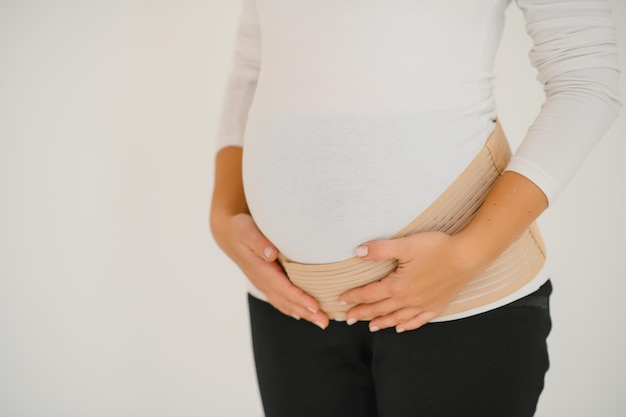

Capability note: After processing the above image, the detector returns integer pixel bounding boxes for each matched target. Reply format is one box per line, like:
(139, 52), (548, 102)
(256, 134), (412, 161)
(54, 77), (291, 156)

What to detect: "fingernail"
(396, 327), (406, 334)
(307, 306), (317, 314)
(291, 314), (300, 321)
(346, 317), (357, 326)
(355, 245), (368, 257)
(338, 300), (347, 306)
(369, 325), (380, 332)
(263, 246), (273, 260)
(314, 321), (327, 330)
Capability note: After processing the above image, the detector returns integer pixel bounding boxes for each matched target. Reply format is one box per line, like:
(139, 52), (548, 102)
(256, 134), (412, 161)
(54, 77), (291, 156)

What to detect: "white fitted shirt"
(215, 0), (621, 319)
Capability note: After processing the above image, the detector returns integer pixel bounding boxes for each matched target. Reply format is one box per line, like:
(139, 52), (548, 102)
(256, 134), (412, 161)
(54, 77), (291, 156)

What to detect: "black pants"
(249, 280), (552, 417)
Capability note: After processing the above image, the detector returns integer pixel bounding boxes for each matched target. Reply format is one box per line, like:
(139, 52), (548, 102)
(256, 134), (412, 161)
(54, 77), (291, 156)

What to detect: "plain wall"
(1, 1), (624, 416)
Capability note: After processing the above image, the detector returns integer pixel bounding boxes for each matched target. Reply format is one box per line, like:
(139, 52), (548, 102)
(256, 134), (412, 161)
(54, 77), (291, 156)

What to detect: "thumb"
(252, 234), (278, 262)
(355, 239), (401, 261)
(240, 219), (278, 262)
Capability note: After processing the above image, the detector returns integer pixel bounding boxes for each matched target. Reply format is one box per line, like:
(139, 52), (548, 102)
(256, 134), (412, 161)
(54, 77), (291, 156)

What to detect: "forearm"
(453, 170), (548, 272)
(210, 146), (248, 245)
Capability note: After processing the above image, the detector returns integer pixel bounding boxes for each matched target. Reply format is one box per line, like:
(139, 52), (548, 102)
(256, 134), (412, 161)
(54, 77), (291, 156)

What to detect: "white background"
(1, 1), (625, 416)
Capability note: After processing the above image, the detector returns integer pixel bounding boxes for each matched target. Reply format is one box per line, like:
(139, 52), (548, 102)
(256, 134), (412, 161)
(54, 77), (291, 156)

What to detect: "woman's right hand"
(212, 212), (329, 329)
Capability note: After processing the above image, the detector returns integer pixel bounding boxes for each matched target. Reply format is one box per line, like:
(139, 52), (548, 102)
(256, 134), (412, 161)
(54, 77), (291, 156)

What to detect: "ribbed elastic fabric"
(277, 121), (547, 321)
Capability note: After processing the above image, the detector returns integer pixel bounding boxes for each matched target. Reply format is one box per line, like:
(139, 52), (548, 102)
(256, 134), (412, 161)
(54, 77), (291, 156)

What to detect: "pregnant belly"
(242, 111), (486, 264)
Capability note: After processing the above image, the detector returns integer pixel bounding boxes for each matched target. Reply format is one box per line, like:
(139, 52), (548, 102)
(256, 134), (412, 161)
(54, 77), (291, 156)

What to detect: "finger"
(289, 303), (330, 330)
(274, 274), (329, 329)
(285, 282), (323, 315)
(240, 224), (278, 261)
(344, 297), (398, 324)
(339, 276), (395, 306)
(268, 289), (329, 328)
(246, 248), (328, 329)
(367, 307), (421, 331)
(355, 238), (403, 261)
(277, 301), (329, 330)
(395, 311), (437, 333)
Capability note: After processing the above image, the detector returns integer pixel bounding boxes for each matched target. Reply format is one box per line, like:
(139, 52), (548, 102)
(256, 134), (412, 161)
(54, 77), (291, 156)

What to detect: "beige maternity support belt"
(277, 121), (547, 320)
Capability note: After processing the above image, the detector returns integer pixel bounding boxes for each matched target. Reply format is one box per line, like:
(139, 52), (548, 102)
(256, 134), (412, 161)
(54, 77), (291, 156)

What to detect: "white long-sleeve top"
(215, 0), (621, 319)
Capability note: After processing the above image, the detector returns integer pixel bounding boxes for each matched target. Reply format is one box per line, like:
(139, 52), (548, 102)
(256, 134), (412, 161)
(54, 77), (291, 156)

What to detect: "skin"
(339, 168), (548, 332)
(210, 145), (548, 332)
(210, 146), (330, 329)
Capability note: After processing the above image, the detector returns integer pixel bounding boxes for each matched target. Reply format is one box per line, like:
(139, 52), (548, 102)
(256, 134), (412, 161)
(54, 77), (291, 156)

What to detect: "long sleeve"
(214, 0), (261, 151)
(507, 0), (622, 205)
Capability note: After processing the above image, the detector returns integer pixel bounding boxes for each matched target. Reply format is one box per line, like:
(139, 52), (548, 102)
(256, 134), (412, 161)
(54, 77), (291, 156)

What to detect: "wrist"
(449, 171), (548, 275)
(450, 230), (500, 277)
(209, 210), (240, 254)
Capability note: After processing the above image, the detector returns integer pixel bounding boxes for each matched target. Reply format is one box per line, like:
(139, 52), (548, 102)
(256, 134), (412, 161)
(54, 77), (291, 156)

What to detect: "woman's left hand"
(338, 231), (486, 333)
(339, 171), (549, 333)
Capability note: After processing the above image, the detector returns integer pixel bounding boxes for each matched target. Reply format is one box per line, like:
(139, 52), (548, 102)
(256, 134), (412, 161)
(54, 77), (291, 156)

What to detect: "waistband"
(277, 120), (547, 320)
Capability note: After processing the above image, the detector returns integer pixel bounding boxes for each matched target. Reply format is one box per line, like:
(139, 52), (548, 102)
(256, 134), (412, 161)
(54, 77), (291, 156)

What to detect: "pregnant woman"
(210, 1), (621, 416)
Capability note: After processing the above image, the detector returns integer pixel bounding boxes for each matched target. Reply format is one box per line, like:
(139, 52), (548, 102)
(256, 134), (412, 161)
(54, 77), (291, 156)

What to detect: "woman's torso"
(242, 0), (511, 263)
